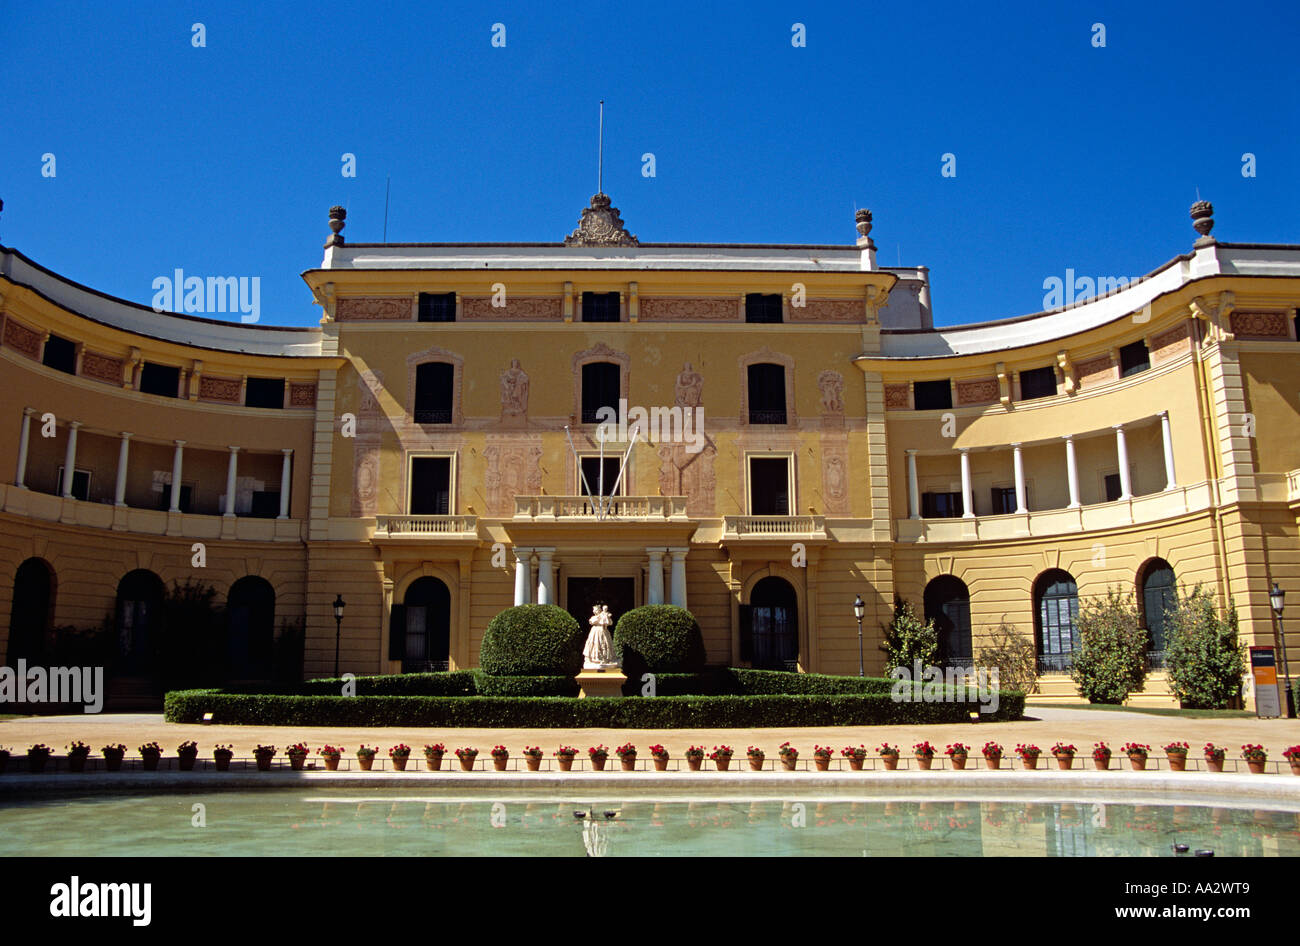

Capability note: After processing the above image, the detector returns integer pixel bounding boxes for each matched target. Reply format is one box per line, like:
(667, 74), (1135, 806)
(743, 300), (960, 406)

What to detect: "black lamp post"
(853, 594), (866, 677)
(1269, 582), (1294, 718)
(333, 594), (346, 678)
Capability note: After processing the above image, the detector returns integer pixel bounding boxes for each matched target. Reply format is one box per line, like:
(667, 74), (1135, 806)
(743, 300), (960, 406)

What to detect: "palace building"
(2, 195), (1298, 706)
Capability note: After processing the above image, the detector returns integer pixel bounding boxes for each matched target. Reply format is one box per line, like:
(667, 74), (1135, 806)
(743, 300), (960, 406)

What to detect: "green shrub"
(163, 688), (1024, 728)
(1069, 590), (1148, 704)
(472, 672), (579, 697)
(620, 670), (727, 696)
(612, 605), (706, 675)
(879, 598), (938, 675)
(296, 671), (477, 697)
(479, 605), (583, 676)
(976, 621), (1040, 695)
(728, 668), (897, 696)
(1162, 586), (1246, 709)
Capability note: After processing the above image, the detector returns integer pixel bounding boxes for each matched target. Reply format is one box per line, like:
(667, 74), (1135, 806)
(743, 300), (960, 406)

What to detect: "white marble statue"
(582, 604), (617, 669)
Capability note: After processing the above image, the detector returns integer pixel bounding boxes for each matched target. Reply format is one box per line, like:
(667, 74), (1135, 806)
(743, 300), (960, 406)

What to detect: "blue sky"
(2, 1), (1296, 328)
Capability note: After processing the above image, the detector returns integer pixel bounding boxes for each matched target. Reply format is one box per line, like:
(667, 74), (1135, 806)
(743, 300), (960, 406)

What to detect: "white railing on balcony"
(374, 515), (478, 536)
(723, 515), (826, 537)
(512, 496), (689, 520)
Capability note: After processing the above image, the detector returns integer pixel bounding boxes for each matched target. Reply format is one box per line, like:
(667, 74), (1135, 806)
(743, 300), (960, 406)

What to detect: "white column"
(1114, 424), (1132, 500)
(669, 548), (688, 609)
(14, 407), (33, 488)
(224, 446), (239, 517)
(61, 422), (81, 498)
(536, 549), (555, 605)
(169, 441), (185, 512)
(647, 548), (665, 605)
(513, 547), (533, 606)
(959, 448), (975, 518)
(1159, 411), (1177, 490)
(277, 448), (292, 519)
(1011, 443), (1027, 514)
(1064, 435), (1081, 509)
(114, 432), (132, 506)
(905, 449), (920, 519)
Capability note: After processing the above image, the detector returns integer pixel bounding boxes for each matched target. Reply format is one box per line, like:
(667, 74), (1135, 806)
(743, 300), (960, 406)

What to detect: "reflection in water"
(582, 819), (607, 857)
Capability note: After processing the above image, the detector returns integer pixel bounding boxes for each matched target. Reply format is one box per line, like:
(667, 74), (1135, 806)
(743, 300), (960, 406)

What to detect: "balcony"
(373, 515), (479, 539)
(723, 515), (827, 539)
(512, 495), (688, 520)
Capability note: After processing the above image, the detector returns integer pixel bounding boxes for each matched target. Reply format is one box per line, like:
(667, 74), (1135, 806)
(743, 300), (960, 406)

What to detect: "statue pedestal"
(576, 668), (627, 699)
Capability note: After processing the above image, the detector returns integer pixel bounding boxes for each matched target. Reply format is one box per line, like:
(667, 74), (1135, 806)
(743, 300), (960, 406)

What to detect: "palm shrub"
(1069, 590), (1148, 704)
(479, 605), (583, 676)
(1162, 586), (1245, 709)
(879, 598), (938, 675)
(976, 621), (1040, 695)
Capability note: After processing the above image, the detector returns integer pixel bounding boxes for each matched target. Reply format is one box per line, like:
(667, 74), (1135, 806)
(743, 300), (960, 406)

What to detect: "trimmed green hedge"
(613, 605), (706, 674)
(472, 671), (579, 698)
(620, 670), (727, 697)
(293, 672), (477, 697)
(479, 605), (583, 676)
(728, 668), (898, 696)
(164, 688), (1024, 728)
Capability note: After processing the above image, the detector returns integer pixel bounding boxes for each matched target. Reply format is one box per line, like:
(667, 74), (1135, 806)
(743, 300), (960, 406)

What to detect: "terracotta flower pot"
(813, 757), (832, 771)
(288, 753), (307, 771)
(557, 756), (574, 772)
(591, 757), (607, 772)
(323, 756), (340, 771)
(879, 756), (896, 771)
(779, 757), (796, 771)
(1129, 756), (1148, 771)
(1247, 760), (1266, 774)
(621, 756), (637, 771)
(493, 757), (508, 771)
(653, 757), (669, 771)
(1055, 755), (1073, 770)
(1205, 757), (1224, 773)
(525, 757), (542, 771)
(0, 753), (8, 774)
(687, 757), (703, 771)
(748, 756), (764, 771)
(68, 755), (88, 773)
(29, 755), (49, 774)
(424, 753), (443, 771)
(105, 755), (124, 772)
(715, 757), (731, 771)
(358, 756), (375, 771)
(178, 752), (197, 771)
(387, 755), (405, 771)
(142, 753), (161, 772)
(848, 758), (864, 771)
(255, 755), (273, 772)
(950, 755), (967, 771)
(1021, 755), (1038, 770)
(1093, 757), (1110, 770)
(214, 755), (231, 772)
(915, 755), (933, 770)
(1166, 754), (1187, 772)
(457, 754), (476, 772)
(984, 755), (1001, 770)
(1288, 759), (1300, 776)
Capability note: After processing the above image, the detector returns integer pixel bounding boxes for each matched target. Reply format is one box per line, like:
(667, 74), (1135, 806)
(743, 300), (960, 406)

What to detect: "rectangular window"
(581, 292), (620, 322)
(248, 490), (281, 519)
(913, 380), (952, 411)
(1019, 366), (1057, 400)
(1118, 340), (1150, 378)
(156, 484), (193, 513)
(55, 467), (90, 501)
(921, 491), (964, 518)
(1104, 473), (1122, 502)
(749, 456), (791, 515)
(139, 362), (181, 398)
(244, 377), (285, 409)
(747, 363), (787, 424)
(745, 293), (783, 324)
(991, 486), (1017, 515)
(579, 457), (622, 496)
(418, 292), (456, 322)
(581, 362), (620, 423)
(42, 335), (77, 375)
(414, 362), (454, 424)
(409, 457), (452, 515)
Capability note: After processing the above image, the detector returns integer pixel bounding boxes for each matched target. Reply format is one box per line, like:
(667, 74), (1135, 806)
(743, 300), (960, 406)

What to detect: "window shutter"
(738, 605), (754, 662)
(388, 604), (406, 660)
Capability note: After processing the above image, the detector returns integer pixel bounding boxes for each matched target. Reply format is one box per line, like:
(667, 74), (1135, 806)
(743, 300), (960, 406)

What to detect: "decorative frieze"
(789, 300), (864, 323)
(639, 298), (738, 321)
(199, 375), (243, 403)
(460, 296), (561, 320)
(1150, 323), (1191, 364)
(883, 383), (910, 409)
(1229, 310), (1289, 340)
(288, 382), (317, 408)
(3, 319), (42, 358)
(955, 378), (999, 405)
(80, 350), (124, 385)
(335, 297), (412, 321)
(1075, 355), (1115, 388)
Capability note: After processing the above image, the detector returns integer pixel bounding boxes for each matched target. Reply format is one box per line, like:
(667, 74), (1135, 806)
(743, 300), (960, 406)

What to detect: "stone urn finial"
(855, 208), (873, 238)
(1190, 200), (1214, 242)
(326, 205), (347, 247)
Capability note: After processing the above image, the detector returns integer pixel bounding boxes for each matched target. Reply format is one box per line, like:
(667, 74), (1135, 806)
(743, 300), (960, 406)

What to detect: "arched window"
(390, 577), (451, 672)
(414, 362), (455, 424)
(1034, 569), (1078, 672)
(1138, 559), (1176, 666)
(228, 576), (275, 681)
(7, 558), (54, 663)
(581, 362), (620, 424)
(924, 575), (972, 669)
(747, 363), (787, 424)
(116, 570), (166, 675)
(741, 576), (798, 671)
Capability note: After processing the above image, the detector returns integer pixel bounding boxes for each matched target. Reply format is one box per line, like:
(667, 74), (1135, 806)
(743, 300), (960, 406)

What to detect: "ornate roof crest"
(564, 192), (638, 247)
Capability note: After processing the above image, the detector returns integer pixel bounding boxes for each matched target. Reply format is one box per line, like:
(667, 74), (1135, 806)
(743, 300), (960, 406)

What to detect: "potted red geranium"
(1123, 743), (1150, 772)
(812, 745), (834, 772)
(455, 746), (478, 771)
(685, 745), (705, 772)
(874, 744), (897, 772)
(1241, 744), (1267, 775)
(213, 744), (234, 772)
(710, 745), (734, 771)
(356, 745), (378, 771)
(490, 745), (510, 771)
(1203, 743), (1225, 773)
(1015, 744), (1040, 770)
(1092, 742), (1112, 771)
(178, 740), (199, 771)
(1052, 743), (1076, 770)
(1284, 745), (1300, 776)
(253, 744), (277, 772)
(286, 742), (309, 771)
(588, 745), (609, 772)
(981, 742), (1003, 770)
(913, 741), (936, 771)
(389, 744), (411, 771)
(650, 744), (670, 771)
(616, 743), (638, 771)
(26, 744), (51, 774)
(66, 741), (91, 774)
(319, 745), (343, 771)
(554, 745), (577, 772)
(777, 742), (798, 771)
(946, 743), (969, 770)
(102, 743), (127, 773)
(138, 742), (162, 772)
(522, 746), (543, 771)
(1163, 741), (1189, 772)
(424, 743), (446, 771)
(746, 746), (765, 771)
(841, 745), (868, 772)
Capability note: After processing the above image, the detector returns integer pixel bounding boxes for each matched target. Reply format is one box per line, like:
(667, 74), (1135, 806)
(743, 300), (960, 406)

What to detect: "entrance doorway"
(566, 577), (636, 636)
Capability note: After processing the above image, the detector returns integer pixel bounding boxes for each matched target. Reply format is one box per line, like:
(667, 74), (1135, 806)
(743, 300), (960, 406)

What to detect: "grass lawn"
(1025, 702), (1254, 719)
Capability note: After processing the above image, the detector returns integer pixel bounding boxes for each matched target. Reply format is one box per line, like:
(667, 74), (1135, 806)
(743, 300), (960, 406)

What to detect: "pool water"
(3, 790), (1297, 856)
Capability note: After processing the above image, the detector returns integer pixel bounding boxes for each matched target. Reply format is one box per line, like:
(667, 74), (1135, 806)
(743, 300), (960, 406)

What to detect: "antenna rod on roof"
(383, 175), (391, 242)
(598, 100), (605, 194)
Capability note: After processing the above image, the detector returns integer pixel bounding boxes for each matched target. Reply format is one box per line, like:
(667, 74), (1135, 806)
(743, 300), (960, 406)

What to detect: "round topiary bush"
(613, 605), (705, 675)
(479, 605), (583, 676)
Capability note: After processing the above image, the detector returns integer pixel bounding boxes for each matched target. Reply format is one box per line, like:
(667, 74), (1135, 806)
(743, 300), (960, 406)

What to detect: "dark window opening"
(1104, 473), (1122, 502)
(743, 576), (798, 670)
(581, 292), (620, 323)
(581, 362), (620, 424)
(156, 484), (193, 513)
(409, 457), (451, 515)
(579, 457), (622, 497)
(244, 377), (285, 409)
(55, 467), (90, 502)
(925, 575), (973, 669)
(418, 292), (456, 323)
(1035, 569), (1079, 672)
(43, 335), (77, 375)
(991, 486), (1017, 515)
(913, 380), (952, 410)
(392, 576), (451, 673)
(1019, 366), (1057, 400)
(1139, 560), (1176, 664)
(747, 363), (787, 424)
(921, 491), (963, 519)
(248, 490), (281, 519)
(749, 457), (790, 515)
(745, 293), (783, 324)
(139, 362), (181, 398)
(1118, 340), (1150, 378)
(414, 362), (454, 424)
